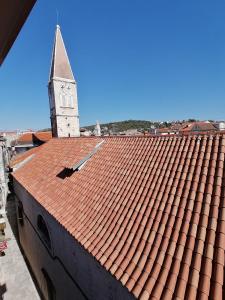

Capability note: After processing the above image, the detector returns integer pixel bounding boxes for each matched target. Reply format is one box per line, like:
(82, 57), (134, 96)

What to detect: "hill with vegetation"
(39, 119), (206, 133)
(83, 120), (171, 132)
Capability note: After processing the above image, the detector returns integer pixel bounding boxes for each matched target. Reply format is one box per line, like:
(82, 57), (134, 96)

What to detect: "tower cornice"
(48, 76), (76, 85)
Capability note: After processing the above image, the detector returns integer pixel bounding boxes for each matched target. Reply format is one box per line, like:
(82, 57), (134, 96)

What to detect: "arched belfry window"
(37, 215), (51, 250)
(60, 93), (74, 108)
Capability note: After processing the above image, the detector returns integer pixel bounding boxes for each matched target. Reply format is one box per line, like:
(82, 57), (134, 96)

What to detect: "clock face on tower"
(59, 82), (74, 108)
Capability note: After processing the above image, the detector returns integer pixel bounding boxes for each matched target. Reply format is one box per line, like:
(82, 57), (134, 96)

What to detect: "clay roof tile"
(12, 134), (225, 299)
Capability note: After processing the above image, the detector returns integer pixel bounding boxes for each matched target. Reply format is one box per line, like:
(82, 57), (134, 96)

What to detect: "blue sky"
(1, 0), (225, 130)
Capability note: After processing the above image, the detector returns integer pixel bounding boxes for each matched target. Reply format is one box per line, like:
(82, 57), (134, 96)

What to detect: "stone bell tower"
(48, 25), (80, 137)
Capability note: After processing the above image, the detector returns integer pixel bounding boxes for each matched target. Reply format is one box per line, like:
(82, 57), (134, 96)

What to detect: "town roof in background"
(12, 131), (52, 146)
(180, 122), (217, 133)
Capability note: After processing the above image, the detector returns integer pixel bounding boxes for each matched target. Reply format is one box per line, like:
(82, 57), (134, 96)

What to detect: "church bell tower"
(48, 25), (80, 137)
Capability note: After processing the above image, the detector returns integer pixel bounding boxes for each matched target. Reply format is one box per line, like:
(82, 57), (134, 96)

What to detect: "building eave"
(0, 0), (37, 65)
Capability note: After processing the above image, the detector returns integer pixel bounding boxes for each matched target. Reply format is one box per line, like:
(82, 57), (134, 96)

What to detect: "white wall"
(0, 142), (8, 208)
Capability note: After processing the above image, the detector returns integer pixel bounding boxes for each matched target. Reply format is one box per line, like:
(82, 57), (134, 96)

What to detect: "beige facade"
(0, 139), (9, 208)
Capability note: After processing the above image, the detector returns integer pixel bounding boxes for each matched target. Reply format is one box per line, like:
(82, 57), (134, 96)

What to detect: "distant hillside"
(83, 120), (168, 132)
(43, 119), (214, 133)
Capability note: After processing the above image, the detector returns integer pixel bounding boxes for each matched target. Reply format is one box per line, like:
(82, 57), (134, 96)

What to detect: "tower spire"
(49, 25), (75, 81)
(48, 26), (80, 138)
(95, 120), (101, 136)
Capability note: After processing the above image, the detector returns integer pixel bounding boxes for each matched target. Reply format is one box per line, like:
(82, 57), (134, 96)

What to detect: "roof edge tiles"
(12, 135), (225, 300)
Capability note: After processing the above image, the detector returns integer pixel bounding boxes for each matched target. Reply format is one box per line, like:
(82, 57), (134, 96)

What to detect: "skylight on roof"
(57, 140), (104, 179)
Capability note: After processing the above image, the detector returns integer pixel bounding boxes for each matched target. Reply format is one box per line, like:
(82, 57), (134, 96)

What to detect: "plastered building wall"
(0, 142), (8, 207)
(14, 179), (134, 300)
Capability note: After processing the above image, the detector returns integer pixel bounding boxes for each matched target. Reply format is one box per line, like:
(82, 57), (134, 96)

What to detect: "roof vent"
(57, 140), (104, 179)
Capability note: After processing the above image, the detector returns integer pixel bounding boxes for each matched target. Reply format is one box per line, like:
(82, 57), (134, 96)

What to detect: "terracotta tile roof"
(180, 122), (217, 132)
(156, 128), (172, 134)
(14, 131), (52, 145)
(10, 146), (41, 168)
(16, 132), (34, 143)
(13, 135), (225, 299)
(34, 131), (52, 142)
(170, 124), (183, 131)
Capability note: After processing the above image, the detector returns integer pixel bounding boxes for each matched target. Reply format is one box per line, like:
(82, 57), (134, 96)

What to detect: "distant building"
(80, 128), (92, 137)
(101, 126), (109, 136)
(170, 123), (183, 134)
(180, 121), (217, 133)
(12, 131), (52, 154)
(155, 127), (175, 135)
(213, 121), (225, 131)
(110, 123), (119, 135)
(120, 129), (143, 136)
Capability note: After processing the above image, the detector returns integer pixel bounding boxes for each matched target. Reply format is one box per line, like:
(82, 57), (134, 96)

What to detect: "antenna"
(56, 8), (59, 25)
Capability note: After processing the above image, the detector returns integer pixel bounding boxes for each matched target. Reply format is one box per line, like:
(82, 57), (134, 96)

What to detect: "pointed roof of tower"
(49, 25), (75, 81)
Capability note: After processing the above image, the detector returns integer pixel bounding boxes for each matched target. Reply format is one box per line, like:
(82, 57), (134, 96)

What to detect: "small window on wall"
(17, 201), (24, 226)
(42, 269), (56, 300)
(37, 215), (51, 250)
